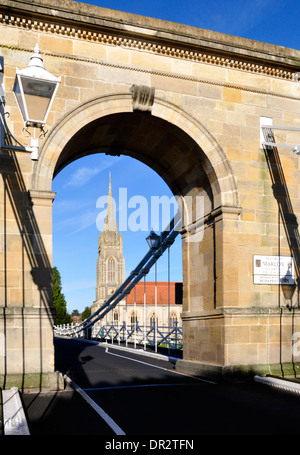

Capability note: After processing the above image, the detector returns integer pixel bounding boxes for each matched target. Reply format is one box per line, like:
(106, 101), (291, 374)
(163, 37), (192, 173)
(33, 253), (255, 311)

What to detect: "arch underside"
(54, 111), (214, 209)
(33, 95), (239, 214)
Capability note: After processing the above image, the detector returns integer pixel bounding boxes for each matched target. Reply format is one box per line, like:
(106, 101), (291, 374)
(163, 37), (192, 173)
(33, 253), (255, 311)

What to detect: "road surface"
(22, 337), (300, 438)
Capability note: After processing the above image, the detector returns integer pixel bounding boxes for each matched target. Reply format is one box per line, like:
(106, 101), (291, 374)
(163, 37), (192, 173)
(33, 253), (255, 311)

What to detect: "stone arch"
(30, 92), (241, 368)
(31, 93), (239, 212)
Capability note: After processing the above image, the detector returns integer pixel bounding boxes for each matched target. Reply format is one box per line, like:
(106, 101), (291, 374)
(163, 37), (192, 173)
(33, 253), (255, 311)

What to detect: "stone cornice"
(181, 307), (300, 321)
(0, 0), (300, 81)
(1, 41), (299, 103)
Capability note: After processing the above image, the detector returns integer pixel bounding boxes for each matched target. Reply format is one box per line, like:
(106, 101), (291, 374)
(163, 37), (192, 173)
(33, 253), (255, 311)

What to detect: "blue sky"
(86, 0), (299, 49)
(53, 155), (181, 313)
(53, 0), (299, 314)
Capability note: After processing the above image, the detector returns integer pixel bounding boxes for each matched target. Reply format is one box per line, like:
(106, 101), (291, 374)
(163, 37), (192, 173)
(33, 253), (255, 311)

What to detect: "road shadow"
(22, 337), (300, 435)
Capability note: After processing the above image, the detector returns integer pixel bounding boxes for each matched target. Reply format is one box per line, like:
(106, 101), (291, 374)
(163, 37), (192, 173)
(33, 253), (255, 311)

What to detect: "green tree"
(53, 266), (71, 325)
(81, 306), (91, 321)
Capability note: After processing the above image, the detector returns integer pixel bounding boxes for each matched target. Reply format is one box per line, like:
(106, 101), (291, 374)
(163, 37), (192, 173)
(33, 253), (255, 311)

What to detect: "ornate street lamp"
(146, 229), (160, 250)
(13, 44), (60, 160)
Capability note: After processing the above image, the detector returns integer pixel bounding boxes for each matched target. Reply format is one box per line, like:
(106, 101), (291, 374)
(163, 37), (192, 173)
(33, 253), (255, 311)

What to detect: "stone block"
(223, 87), (242, 104)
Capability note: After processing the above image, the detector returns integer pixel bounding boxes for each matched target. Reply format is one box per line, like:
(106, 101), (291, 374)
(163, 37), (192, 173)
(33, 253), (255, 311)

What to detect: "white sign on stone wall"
(253, 255), (295, 285)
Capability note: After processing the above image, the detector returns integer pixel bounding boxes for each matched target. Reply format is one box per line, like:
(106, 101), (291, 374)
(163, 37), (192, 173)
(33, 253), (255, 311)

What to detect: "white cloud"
(54, 209), (98, 234)
(53, 198), (91, 213)
(64, 167), (102, 188)
(63, 157), (119, 189)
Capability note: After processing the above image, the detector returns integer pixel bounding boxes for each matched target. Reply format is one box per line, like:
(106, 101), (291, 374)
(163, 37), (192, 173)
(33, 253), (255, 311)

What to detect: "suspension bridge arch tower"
(31, 92), (242, 373)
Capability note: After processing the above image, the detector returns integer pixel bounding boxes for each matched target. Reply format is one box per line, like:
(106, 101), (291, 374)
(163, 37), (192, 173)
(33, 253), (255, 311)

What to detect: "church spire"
(93, 172), (125, 310)
(103, 172), (118, 232)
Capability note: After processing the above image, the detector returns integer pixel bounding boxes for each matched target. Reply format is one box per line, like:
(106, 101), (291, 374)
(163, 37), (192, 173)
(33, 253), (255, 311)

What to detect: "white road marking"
(64, 374), (126, 435)
(83, 383), (189, 392)
(105, 347), (217, 384)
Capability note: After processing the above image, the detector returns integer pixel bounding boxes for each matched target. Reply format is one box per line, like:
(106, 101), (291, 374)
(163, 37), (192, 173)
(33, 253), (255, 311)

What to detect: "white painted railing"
(54, 320), (183, 352)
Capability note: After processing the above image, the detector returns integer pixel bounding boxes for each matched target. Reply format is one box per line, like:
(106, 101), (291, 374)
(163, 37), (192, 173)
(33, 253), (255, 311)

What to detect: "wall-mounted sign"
(253, 255), (295, 285)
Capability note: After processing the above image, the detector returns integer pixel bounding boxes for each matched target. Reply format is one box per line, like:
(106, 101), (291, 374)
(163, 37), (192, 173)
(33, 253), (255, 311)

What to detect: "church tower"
(92, 174), (125, 313)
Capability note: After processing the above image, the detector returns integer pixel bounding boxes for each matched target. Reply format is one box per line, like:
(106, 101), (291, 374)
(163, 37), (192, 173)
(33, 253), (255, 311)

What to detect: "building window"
(113, 310), (119, 323)
(150, 312), (157, 328)
(107, 257), (115, 282)
(170, 311), (178, 327)
(131, 311), (137, 328)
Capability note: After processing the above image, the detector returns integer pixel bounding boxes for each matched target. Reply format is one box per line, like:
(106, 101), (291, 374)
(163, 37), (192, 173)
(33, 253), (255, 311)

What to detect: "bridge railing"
(93, 320), (183, 351)
(54, 321), (183, 351)
(54, 322), (82, 337)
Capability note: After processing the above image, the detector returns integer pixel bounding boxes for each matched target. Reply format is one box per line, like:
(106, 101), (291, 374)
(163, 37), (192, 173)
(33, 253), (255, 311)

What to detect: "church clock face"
(108, 288), (115, 294)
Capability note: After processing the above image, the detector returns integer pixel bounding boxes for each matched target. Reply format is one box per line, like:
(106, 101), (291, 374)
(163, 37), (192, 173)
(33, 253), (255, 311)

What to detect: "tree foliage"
(82, 306), (91, 321)
(53, 266), (71, 325)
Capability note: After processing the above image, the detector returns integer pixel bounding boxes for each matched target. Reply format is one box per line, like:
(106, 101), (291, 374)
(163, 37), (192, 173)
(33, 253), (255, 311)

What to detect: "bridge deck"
(17, 337), (300, 437)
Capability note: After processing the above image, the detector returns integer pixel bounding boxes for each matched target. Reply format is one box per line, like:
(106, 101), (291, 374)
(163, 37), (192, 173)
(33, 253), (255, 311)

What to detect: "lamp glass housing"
(13, 44), (60, 129)
(13, 73), (59, 128)
(146, 230), (160, 250)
